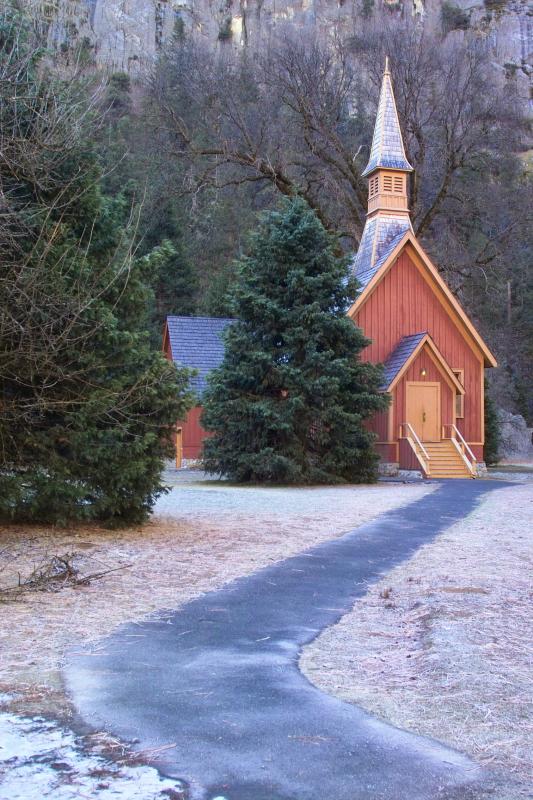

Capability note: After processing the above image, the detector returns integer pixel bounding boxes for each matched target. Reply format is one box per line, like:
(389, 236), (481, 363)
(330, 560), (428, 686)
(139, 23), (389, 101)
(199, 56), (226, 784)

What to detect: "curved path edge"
(66, 480), (505, 800)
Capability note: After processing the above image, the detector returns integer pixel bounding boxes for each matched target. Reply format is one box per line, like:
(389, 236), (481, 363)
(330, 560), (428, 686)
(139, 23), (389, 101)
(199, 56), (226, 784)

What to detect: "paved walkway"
(67, 480), (504, 800)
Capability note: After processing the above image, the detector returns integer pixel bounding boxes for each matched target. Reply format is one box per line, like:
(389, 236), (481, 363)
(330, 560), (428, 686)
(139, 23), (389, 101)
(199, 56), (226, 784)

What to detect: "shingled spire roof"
(362, 58), (413, 178)
(352, 58), (414, 288)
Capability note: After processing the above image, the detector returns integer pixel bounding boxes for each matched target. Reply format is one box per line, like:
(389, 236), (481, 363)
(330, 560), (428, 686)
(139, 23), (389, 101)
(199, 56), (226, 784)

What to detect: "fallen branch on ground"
(0, 552), (132, 597)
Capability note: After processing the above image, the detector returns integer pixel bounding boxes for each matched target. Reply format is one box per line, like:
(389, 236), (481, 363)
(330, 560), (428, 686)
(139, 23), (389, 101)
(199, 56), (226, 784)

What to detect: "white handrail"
(449, 436), (476, 475)
(443, 423), (476, 476)
(402, 422), (430, 462)
(449, 424), (477, 463)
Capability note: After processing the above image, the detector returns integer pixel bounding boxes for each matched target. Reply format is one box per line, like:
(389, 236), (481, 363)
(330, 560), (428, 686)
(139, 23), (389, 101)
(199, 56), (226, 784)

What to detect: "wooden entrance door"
(406, 382), (441, 441)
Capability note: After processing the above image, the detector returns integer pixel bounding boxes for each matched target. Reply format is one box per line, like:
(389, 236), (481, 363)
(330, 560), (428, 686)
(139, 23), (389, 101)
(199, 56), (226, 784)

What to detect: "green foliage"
(0, 6), (193, 525)
(173, 13), (186, 40)
(218, 16), (233, 41)
(140, 238), (198, 335)
(106, 72), (132, 117)
(95, 72), (200, 329)
(441, 2), (470, 34)
(483, 0), (508, 13)
(202, 198), (388, 484)
(484, 386), (500, 465)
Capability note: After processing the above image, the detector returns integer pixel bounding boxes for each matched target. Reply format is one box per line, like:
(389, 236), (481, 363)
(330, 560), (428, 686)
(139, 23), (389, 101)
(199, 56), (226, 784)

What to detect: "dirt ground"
(300, 480), (533, 799)
(0, 477), (432, 692)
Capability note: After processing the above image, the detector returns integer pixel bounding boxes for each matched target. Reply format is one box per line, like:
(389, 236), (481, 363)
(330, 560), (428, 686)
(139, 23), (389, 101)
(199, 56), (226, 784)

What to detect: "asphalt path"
(66, 479), (504, 800)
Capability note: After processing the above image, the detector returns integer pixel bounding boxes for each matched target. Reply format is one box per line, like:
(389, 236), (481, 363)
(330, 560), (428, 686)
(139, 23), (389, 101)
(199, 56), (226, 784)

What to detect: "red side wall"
(354, 250), (484, 451)
(178, 406), (208, 459)
(163, 324), (209, 461)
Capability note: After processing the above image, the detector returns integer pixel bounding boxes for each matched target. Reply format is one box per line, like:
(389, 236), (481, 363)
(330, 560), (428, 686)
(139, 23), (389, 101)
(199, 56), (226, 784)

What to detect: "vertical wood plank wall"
(178, 406), (208, 459)
(369, 409), (389, 441)
(163, 330), (208, 462)
(355, 251), (483, 446)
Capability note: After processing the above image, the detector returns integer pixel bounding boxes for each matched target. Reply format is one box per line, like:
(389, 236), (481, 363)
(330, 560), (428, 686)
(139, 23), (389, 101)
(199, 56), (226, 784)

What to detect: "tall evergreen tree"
(141, 214), (198, 329)
(202, 198), (388, 484)
(96, 73), (199, 333)
(484, 386), (500, 466)
(0, 5), (193, 525)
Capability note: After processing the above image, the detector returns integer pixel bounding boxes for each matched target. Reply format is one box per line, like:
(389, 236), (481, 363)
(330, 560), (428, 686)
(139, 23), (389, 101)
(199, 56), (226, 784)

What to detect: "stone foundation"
(179, 458), (204, 470)
(397, 469), (424, 481)
(475, 461), (488, 478)
(378, 462), (400, 477)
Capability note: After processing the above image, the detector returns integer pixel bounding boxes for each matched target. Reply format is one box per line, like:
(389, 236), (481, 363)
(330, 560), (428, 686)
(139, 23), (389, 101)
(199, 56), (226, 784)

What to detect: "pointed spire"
(362, 58), (413, 178)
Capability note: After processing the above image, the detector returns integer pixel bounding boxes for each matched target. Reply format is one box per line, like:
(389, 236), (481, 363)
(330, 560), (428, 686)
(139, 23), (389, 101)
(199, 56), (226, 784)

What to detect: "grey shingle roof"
(362, 66), (413, 177)
(166, 315), (234, 397)
(352, 214), (412, 289)
(381, 332), (427, 389)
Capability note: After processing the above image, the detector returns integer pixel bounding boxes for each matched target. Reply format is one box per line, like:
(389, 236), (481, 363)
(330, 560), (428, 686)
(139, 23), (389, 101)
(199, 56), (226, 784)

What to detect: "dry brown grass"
(301, 482), (533, 796)
(0, 480), (432, 691)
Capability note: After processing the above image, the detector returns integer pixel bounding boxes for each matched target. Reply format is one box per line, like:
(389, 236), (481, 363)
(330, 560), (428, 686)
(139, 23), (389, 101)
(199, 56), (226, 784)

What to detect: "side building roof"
(165, 315), (234, 397)
(380, 332), (427, 389)
(381, 332), (465, 394)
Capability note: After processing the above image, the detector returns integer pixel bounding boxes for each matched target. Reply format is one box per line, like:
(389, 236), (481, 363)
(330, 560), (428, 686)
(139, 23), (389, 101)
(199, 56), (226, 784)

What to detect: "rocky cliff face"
(28, 0), (531, 101)
(498, 409), (533, 461)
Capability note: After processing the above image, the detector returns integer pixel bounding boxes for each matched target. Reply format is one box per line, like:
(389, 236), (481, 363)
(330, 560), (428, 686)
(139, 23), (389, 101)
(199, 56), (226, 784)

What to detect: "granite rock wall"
(26, 0), (531, 104)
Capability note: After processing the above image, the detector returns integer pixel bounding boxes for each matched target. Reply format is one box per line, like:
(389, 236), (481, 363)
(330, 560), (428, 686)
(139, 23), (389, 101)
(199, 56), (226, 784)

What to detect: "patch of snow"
(0, 712), (185, 799)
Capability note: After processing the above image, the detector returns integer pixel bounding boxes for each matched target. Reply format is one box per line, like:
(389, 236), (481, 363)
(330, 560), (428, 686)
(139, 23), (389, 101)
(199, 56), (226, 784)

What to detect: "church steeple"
(352, 59), (413, 286)
(363, 58), (413, 177)
(362, 58), (413, 218)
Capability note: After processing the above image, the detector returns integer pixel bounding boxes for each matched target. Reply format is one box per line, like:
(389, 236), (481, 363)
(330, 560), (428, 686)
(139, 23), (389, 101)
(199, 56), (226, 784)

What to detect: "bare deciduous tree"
(149, 18), (526, 252)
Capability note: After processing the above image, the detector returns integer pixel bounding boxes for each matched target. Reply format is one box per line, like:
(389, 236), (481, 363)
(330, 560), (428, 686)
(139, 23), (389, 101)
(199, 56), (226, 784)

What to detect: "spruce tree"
(484, 386), (500, 466)
(0, 6), (193, 525)
(202, 198), (388, 483)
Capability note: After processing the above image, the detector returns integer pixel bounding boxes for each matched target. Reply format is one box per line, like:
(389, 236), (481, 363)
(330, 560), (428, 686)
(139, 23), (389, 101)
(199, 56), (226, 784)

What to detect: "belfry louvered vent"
(383, 175), (393, 192)
(393, 176), (403, 193)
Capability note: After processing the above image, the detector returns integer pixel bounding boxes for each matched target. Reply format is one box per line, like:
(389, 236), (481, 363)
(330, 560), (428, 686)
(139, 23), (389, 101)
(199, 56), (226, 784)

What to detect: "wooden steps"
(424, 440), (473, 478)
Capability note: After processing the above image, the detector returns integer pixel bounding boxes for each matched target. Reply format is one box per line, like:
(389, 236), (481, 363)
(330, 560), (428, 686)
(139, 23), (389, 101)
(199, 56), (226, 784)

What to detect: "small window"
(383, 175), (393, 192)
(393, 176), (404, 193)
(369, 176), (378, 198)
(452, 369), (464, 418)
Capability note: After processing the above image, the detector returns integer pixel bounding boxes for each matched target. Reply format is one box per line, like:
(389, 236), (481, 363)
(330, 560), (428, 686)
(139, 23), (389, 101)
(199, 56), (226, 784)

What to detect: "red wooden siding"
(471, 445), (483, 461)
(399, 438), (419, 471)
(375, 443), (398, 463)
(164, 330), (209, 461)
(369, 408), (389, 441)
(355, 251), (484, 446)
(178, 406), (209, 460)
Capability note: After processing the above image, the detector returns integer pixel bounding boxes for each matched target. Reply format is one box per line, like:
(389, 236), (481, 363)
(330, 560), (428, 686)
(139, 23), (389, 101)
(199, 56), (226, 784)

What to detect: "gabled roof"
(381, 333), (427, 389)
(381, 332), (465, 394)
(352, 214), (413, 289)
(362, 59), (413, 177)
(165, 315), (234, 396)
(349, 232), (497, 368)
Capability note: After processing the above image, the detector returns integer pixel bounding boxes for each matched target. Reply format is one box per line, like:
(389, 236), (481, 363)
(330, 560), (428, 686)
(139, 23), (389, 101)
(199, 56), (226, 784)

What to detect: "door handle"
(422, 411), (426, 422)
